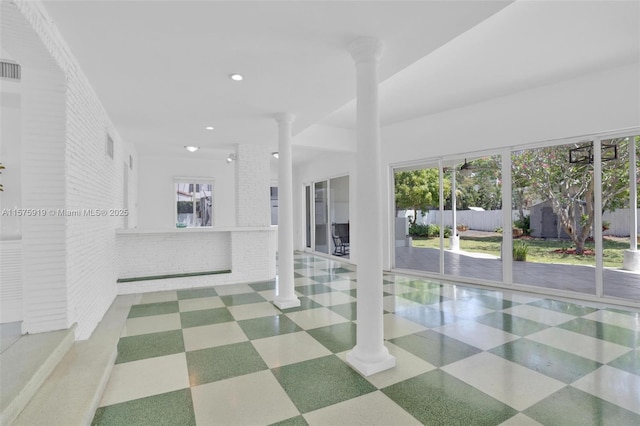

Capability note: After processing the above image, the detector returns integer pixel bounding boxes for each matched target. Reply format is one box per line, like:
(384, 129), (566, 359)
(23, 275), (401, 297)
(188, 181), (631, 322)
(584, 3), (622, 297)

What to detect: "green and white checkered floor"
(93, 253), (640, 425)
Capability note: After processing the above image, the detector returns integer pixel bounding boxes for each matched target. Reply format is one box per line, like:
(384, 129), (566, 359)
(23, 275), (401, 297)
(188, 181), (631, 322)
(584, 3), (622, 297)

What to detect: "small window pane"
(176, 182), (212, 227)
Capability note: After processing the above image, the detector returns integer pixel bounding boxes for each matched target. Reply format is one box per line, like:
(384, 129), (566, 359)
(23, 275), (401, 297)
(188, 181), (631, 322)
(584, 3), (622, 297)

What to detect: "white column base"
(450, 235), (460, 251)
(346, 347), (396, 376)
(622, 249), (640, 272)
(274, 297), (301, 310)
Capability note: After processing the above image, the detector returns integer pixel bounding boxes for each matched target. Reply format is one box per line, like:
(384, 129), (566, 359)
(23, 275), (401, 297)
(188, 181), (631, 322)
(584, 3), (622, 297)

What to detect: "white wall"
(0, 80), (23, 323)
(64, 64), (138, 340)
(3, 0), (139, 339)
(380, 63), (640, 162)
(0, 81), (22, 240)
(295, 124), (356, 152)
(125, 145), (276, 294)
(235, 144), (270, 227)
(137, 155), (236, 229)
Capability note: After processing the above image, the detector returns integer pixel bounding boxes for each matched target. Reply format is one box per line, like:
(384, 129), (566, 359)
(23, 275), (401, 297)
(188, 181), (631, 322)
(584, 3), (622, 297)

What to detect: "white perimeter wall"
(137, 155), (236, 229)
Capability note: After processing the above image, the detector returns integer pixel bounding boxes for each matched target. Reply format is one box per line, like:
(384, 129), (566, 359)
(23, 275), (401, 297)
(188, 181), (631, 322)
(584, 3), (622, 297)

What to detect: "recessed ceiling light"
(272, 152), (279, 159)
(185, 146), (199, 152)
(229, 73), (243, 81)
(205, 126), (214, 130)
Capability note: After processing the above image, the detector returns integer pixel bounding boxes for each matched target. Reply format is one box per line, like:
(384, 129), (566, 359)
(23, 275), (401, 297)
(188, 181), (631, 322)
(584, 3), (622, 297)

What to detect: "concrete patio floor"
(394, 246), (640, 303)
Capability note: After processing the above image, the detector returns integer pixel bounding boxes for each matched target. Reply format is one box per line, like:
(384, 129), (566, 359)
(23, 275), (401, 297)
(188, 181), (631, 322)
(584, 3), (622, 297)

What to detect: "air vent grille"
(0, 61), (21, 81)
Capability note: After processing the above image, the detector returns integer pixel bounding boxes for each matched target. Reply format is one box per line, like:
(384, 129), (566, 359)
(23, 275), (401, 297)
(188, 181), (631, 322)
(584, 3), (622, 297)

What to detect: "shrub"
(409, 223), (449, 238)
(513, 240), (528, 261)
(426, 224), (440, 237)
(514, 215), (532, 236)
(409, 223), (429, 237)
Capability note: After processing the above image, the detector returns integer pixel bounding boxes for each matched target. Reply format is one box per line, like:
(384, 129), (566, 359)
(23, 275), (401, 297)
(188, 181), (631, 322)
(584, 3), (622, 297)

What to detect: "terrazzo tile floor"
(93, 253), (640, 425)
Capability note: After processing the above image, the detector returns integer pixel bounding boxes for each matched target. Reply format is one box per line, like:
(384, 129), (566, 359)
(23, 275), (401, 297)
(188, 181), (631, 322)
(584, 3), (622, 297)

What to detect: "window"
(175, 182), (212, 228)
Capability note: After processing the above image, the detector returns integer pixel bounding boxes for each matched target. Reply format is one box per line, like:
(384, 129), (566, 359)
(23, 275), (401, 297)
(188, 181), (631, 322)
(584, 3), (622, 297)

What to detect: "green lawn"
(411, 235), (630, 268)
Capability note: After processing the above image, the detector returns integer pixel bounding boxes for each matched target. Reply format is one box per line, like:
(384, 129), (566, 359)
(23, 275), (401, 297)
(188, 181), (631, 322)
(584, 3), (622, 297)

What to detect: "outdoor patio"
(395, 246), (640, 302)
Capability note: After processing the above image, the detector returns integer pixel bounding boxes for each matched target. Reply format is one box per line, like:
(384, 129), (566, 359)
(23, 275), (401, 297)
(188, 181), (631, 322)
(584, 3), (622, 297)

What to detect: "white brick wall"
(0, 241), (23, 323)
(64, 58), (135, 339)
(116, 228), (276, 294)
(20, 68), (69, 334)
(7, 1), (138, 339)
(2, 2), (69, 334)
(117, 231), (232, 279)
(231, 230), (277, 282)
(236, 144), (270, 227)
(7, 3), (274, 332)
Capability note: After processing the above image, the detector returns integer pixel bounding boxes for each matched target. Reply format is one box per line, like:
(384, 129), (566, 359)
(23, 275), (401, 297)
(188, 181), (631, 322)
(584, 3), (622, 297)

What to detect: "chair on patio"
(331, 223), (350, 256)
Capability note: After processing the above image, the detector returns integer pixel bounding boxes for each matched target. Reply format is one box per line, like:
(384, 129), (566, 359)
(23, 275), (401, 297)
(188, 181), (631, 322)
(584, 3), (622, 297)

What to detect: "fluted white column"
(346, 37), (396, 376)
(274, 112), (301, 309)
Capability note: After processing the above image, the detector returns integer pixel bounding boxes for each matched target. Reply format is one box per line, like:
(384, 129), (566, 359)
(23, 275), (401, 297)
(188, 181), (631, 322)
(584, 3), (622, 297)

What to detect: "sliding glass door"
(305, 185), (311, 249)
(314, 181), (329, 254)
(391, 128), (640, 306)
(601, 135), (640, 301)
(330, 176), (350, 257)
(307, 176), (350, 257)
(393, 164), (442, 274)
(445, 155), (503, 283)
(511, 142), (597, 295)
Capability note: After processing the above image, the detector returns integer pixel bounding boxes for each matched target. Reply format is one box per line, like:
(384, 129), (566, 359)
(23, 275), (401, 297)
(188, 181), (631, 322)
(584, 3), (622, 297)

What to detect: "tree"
(394, 169), (450, 224)
(445, 156), (502, 211)
(512, 137), (638, 254)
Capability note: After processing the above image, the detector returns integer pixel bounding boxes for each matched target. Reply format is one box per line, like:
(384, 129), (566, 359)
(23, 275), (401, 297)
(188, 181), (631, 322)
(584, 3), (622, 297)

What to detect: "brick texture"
(116, 229), (276, 294)
(6, 1), (138, 339)
(235, 144), (270, 227)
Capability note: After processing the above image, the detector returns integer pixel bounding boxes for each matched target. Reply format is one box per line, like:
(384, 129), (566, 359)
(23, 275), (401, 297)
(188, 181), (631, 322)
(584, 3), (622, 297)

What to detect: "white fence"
(402, 208), (639, 236)
(602, 209), (640, 237)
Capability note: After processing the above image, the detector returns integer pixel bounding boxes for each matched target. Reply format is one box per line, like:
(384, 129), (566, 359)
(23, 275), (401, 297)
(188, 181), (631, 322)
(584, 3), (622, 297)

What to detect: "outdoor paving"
(394, 246), (640, 302)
